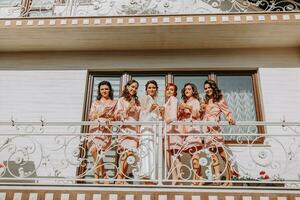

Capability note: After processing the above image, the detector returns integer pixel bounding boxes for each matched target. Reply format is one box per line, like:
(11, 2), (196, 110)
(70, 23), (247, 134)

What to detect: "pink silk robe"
(164, 96), (182, 151)
(202, 97), (233, 147)
(88, 99), (117, 151)
(178, 98), (202, 152)
(114, 97), (141, 151)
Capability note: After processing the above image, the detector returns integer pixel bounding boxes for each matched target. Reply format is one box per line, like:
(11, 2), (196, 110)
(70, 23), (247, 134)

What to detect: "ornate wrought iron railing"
(0, 0), (299, 18)
(0, 120), (299, 188)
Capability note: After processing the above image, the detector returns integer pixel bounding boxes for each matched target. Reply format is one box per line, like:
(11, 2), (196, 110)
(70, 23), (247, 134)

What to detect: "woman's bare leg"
(191, 153), (203, 185)
(219, 148), (233, 186)
(115, 150), (132, 184)
(89, 145), (101, 184)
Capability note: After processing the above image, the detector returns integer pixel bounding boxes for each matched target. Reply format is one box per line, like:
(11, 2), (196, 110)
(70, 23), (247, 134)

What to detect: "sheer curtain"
(218, 75), (258, 141)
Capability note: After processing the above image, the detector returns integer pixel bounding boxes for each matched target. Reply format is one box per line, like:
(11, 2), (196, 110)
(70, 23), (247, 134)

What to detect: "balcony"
(0, 0), (299, 18)
(0, 120), (299, 199)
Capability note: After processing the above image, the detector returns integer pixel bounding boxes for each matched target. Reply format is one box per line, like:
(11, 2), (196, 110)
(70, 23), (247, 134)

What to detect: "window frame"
(85, 70), (265, 140)
(78, 70), (265, 179)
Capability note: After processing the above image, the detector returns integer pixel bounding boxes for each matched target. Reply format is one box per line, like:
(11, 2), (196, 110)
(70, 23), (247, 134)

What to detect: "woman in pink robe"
(161, 83), (183, 184)
(201, 79), (236, 185)
(88, 81), (116, 184)
(178, 83), (203, 184)
(114, 80), (141, 184)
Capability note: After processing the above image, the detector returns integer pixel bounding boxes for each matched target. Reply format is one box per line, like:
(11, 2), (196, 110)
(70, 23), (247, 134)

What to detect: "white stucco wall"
(0, 70), (87, 182)
(259, 68), (300, 123)
(257, 68), (300, 183)
(0, 70), (87, 121)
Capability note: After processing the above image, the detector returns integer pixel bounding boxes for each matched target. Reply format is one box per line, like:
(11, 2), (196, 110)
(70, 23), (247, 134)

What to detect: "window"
(217, 73), (260, 141)
(85, 71), (263, 137)
(80, 71), (263, 179)
(172, 72), (262, 142)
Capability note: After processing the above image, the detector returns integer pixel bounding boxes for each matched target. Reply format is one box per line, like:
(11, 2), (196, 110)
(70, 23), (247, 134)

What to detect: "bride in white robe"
(139, 80), (160, 181)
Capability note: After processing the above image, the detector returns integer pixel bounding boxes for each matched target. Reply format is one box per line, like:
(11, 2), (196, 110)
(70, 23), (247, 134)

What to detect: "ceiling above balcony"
(0, 12), (299, 52)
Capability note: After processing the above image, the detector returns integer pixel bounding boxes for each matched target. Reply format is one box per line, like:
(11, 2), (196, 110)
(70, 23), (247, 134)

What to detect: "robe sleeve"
(165, 96), (178, 123)
(191, 100), (201, 120)
(114, 98), (126, 120)
(140, 95), (152, 113)
(88, 101), (98, 121)
(218, 97), (234, 121)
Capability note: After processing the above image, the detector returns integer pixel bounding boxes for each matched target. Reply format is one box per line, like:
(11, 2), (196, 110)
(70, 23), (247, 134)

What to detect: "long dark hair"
(121, 79), (140, 105)
(204, 80), (223, 103)
(145, 80), (158, 96)
(181, 83), (201, 102)
(96, 81), (114, 100)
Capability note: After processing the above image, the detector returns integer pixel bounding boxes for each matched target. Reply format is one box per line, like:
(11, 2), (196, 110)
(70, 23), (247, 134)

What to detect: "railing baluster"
(157, 121), (163, 186)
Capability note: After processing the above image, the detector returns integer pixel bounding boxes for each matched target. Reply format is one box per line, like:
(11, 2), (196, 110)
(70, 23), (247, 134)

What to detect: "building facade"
(0, 1), (300, 200)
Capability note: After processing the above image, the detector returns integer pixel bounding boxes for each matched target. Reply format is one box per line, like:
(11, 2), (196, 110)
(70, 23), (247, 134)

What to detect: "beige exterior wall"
(0, 47), (299, 70)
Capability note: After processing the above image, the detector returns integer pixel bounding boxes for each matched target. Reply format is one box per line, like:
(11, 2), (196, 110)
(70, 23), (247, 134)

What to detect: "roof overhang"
(0, 12), (299, 52)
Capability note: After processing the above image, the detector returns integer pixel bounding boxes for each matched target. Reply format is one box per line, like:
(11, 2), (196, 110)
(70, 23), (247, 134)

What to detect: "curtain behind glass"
(218, 75), (258, 140)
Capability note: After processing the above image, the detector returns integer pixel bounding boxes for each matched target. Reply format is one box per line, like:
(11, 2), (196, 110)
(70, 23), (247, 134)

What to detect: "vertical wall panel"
(0, 70), (87, 181)
(259, 68), (300, 123)
(259, 68), (300, 184)
(0, 70), (87, 121)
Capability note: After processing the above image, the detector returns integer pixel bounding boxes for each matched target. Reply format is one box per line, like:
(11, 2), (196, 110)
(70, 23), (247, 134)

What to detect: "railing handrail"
(0, 120), (299, 126)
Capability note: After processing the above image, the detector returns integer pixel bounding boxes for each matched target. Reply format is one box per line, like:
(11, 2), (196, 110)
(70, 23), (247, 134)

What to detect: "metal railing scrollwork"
(0, 120), (299, 188)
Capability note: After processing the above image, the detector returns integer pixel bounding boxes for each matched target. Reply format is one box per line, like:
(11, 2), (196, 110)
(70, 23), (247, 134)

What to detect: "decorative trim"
(49, 19), (56, 25)
(234, 16), (241, 22)
(128, 18), (135, 24)
(105, 18), (112, 24)
(38, 20), (45, 25)
(151, 17), (158, 24)
(186, 16), (193, 23)
(222, 16), (229, 22)
(60, 19), (67, 25)
(0, 12), (299, 29)
(94, 19), (101, 24)
(283, 15), (290, 20)
(72, 19), (78, 25)
(83, 19), (90, 25)
(142, 195), (151, 200)
(163, 17), (170, 23)
(270, 15), (278, 21)
(140, 18), (147, 24)
(246, 15), (254, 21)
(258, 15), (265, 21)
(198, 16), (205, 23)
